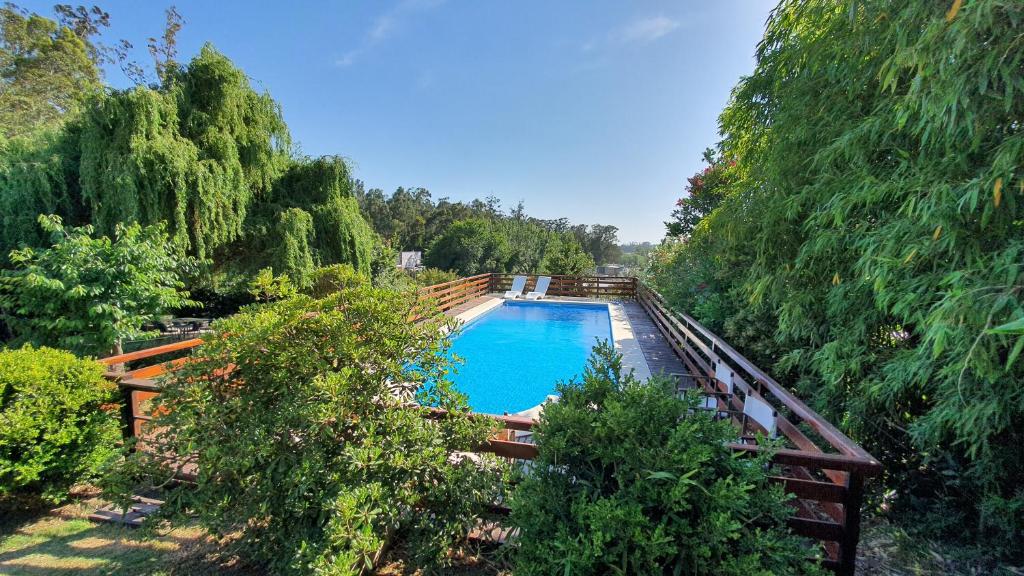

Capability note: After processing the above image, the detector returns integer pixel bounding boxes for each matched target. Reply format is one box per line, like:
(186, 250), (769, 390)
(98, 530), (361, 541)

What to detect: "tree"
(0, 4), (102, 138)
(423, 217), (593, 277)
(665, 148), (734, 238)
(77, 44), (291, 260)
(0, 128), (83, 259)
(423, 218), (510, 275)
(539, 233), (593, 275)
(147, 6), (183, 84)
(218, 156), (377, 287)
(386, 186), (433, 250)
(573, 224), (622, 265)
(105, 286), (503, 574)
(0, 215), (194, 356)
(355, 186), (394, 241)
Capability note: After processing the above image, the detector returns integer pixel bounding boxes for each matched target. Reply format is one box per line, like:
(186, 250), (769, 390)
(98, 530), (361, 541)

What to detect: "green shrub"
(508, 342), (821, 576)
(0, 346), (120, 501)
(106, 285), (505, 575)
(246, 267), (297, 302)
(307, 263), (369, 297)
(411, 267), (459, 287)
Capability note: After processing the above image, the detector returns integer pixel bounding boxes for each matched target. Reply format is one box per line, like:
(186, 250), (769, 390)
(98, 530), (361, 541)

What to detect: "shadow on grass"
(0, 496), (261, 576)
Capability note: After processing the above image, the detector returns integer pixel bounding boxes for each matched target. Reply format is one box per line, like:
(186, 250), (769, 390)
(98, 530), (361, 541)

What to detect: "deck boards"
(621, 301), (689, 383)
(443, 295), (499, 317)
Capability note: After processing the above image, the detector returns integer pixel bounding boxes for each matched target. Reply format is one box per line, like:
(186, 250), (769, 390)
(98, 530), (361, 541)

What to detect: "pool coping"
(453, 295), (653, 383)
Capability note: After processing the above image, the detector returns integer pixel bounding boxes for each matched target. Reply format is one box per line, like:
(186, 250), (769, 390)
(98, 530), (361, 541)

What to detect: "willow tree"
(0, 128), (83, 258)
(77, 44), (290, 260)
(659, 0), (1024, 549)
(218, 156), (377, 287)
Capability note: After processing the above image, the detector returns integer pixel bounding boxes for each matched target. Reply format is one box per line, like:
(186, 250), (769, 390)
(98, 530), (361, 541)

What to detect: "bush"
(307, 263), (369, 297)
(0, 346), (120, 501)
(508, 342), (821, 575)
(106, 285), (505, 575)
(246, 267), (297, 302)
(410, 267), (458, 287)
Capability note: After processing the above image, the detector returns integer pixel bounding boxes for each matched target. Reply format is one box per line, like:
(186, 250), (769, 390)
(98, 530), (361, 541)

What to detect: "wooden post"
(838, 472), (864, 576)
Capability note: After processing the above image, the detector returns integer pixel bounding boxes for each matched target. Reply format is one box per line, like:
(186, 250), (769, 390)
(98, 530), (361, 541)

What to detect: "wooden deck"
(621, 301), (690, 386)
(443, 294), (499, 317)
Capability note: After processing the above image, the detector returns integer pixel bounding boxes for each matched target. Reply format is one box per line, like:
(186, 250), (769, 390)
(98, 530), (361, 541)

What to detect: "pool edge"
(608, 302), (653, 381)
(454, 296), (653, 383)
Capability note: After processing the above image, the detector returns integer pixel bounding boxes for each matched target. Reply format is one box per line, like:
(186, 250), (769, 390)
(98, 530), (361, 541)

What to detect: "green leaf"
(988, 318), (1024, 335)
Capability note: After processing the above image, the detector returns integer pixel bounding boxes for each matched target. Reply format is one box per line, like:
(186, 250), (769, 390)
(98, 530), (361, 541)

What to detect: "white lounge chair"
(523, 276), (551, 300)
(504, 275), (527, 299)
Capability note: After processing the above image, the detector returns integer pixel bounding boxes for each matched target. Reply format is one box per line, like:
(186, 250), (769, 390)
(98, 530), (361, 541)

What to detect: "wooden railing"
(633, 282), (880, 575)
(416, 273), (492, 314)
(490, 273), (636, 299)
(99, 273), (876, 575)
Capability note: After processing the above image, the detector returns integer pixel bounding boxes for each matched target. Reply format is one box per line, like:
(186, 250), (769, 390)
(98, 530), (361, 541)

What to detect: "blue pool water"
(448, 301), (611, 414)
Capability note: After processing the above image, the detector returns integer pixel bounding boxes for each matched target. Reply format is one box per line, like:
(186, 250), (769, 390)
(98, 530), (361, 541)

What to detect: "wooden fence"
(633, 282), (881, 575)
(99, 273), (877, 575)
(416, 273), (492, 314)
(489, 273), (636, 299)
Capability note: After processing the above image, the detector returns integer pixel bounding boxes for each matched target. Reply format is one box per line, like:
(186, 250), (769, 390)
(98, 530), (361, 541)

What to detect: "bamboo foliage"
(654, 0), (1024, 549)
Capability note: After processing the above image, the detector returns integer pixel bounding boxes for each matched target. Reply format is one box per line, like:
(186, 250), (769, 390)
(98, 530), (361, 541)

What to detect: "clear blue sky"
(23, 1), (775, 243)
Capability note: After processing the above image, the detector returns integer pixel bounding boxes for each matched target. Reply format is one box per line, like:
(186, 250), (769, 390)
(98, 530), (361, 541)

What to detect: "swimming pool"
(448, 301), (612, 414)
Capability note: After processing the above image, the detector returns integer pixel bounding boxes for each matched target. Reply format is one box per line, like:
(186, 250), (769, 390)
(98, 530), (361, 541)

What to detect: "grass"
(0, 491), (253, 576)
(5, 491), (1019, 575)
(0, 490), (507, 576)
(856, 517), (1024, 576)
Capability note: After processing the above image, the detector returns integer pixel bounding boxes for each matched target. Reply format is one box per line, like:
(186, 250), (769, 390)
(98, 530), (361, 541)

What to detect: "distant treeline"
(355, 186), (623, 275)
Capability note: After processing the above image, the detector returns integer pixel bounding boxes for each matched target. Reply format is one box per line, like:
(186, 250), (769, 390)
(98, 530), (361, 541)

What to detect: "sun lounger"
(504, 275), (527, 299)
(523, 276), (551, 300)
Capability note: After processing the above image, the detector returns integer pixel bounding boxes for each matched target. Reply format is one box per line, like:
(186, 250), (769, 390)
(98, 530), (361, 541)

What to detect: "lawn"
(4, 491), (1016, 576)
(0, 491), (508, 576)
(0, 492), (252, 576)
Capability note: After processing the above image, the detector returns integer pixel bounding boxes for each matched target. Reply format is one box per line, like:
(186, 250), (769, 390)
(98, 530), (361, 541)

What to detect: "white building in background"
(595, 264), (626, 277)
(397, 251), (422, 270)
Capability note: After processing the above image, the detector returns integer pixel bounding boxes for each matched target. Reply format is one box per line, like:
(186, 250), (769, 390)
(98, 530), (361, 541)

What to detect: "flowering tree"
(664, 148), (736, 238)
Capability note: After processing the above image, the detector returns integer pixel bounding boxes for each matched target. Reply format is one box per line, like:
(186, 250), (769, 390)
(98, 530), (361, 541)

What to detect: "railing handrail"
(99, 338), (205, 367)
(636, 282), (879, 469)
(416, 273), (492, 294)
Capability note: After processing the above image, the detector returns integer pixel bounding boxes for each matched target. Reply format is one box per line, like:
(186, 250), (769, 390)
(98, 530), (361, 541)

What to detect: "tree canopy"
(0, 4), (102, 138)
(424, 217), (593, 276)
(0, 9), (377, 293)
(219, 156), (376, 286)
(78, 44), (290, 260)
(650, 0), (1024, 551)
(0, 215), (194, 356)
